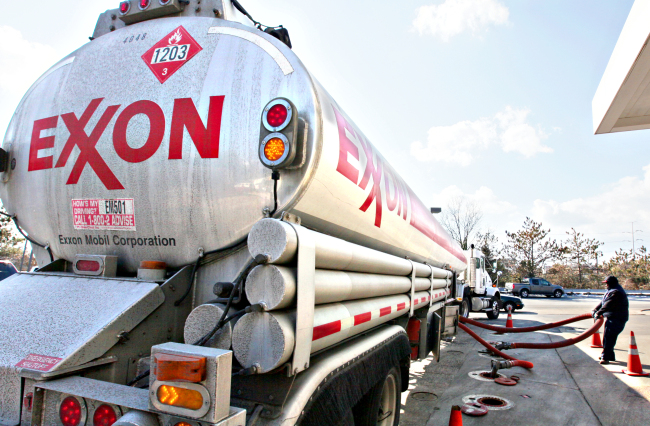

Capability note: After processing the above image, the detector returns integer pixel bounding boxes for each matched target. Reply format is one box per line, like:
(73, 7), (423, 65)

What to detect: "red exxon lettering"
(113, 100), (165, 163)
(27, 96), (226, 190)
(56, 98), (124, 190)
(357, 134), (383, 228)
(333, 107), (360, 184)
(169, 96), (225, 159)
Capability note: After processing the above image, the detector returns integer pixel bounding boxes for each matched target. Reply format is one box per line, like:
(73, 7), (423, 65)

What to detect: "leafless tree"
(440, 196), (483, 250)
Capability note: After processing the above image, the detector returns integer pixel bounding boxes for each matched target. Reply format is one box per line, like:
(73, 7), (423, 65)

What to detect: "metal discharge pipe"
(245, 264), (449, 310)
(248, 219), (453, 278)
(232, 291), (441, 373)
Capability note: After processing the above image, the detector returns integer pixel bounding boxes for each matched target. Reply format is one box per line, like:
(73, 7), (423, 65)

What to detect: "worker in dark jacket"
(593, 276), (629, 364)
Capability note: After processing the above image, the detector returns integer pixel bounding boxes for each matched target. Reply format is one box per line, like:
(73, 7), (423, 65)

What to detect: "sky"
(1, 0), (649, 259)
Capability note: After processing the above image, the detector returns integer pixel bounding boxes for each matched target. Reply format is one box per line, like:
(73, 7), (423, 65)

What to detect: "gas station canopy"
(593, 0), (650, 134)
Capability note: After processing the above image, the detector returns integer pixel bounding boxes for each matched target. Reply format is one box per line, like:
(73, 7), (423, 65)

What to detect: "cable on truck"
(230, 0), (292, 48)
(174, 240), (248, 307)
(0, 210), (54, 263)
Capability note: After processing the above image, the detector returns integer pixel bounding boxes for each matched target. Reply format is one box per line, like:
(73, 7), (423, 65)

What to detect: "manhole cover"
(411, 391), (438, 401)
(468, 370), (505, 382)
(462, 394), (514, 411)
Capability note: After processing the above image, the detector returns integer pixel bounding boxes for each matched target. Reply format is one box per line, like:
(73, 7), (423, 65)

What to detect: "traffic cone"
(622, 331), (649, 377)
(448, 405), (462, 426)
(505, 308), (514, 329)
(590, 330), (603, 348)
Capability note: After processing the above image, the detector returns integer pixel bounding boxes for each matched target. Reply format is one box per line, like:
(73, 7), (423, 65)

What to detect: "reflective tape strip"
(313, 301), (409, 341)
(207, 26), (294, 75)
(630, 348), (639, 356)
(631, 336), (637, 346)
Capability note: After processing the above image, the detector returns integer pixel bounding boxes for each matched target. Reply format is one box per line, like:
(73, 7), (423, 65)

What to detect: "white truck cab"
(457, 245), (501, 319)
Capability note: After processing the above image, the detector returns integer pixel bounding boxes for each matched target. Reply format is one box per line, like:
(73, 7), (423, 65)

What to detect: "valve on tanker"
(258, 98), (301, 169)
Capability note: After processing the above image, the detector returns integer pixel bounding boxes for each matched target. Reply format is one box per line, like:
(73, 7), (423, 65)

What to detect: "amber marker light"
(155, 353), (206, 383)
(264, 138), (286, 162)
(157, 385), (204, 411)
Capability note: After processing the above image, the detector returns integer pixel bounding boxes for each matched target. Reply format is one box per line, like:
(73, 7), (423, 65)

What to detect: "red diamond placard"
(142, 26), (203, 84)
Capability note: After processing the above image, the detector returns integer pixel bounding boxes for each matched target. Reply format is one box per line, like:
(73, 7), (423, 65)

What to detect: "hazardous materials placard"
(72, 199), (136, 231)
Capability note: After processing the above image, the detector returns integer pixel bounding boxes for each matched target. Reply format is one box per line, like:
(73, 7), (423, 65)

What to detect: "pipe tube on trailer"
(460, 313), (594, 333)
(232, 291), (440, 373)
(248, 219), (453, 278)
(245, 264), (449, 310)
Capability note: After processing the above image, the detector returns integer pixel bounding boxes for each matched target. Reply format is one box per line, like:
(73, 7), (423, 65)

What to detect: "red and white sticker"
(72, 199), (136, 231)
(16, 354), (62, 372)
(142, 25), (203, 84)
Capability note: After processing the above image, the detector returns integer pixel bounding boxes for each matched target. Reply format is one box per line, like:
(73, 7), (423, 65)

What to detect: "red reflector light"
(139, 0), (151, 9)
(76, 260), (101, 272)
(59, 396), (82, 426)
(267, 104), (288, 128)
(93, 404), (118, 426)
(119, 1), (131, 14)
(160, 0), (172, 4)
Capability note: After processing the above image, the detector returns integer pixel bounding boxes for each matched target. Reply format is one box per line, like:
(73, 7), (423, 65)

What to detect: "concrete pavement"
(400, 295), (650, 425)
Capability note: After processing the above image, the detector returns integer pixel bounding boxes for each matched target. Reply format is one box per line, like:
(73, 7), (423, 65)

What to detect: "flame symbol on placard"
(168, 29), (183, 45)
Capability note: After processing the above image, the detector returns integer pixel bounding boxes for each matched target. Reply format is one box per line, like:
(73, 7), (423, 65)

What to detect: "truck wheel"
(554, 289), (563, 298)
(353, 366), (401, 426)
(460, 298), (470, 318)
(486, 299), (500, 320)
(520, 289), (529, 298)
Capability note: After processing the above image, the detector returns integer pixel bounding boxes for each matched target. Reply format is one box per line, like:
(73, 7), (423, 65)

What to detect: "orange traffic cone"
(505, 308), (514, 329)
(590, 330), (603, 348)
(448, 405), (463, 426)
(622, 331), (649, 377)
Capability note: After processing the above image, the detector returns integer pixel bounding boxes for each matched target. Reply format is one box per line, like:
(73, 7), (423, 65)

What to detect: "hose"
(458, 323), (534, 368)
(509, 317), (604, 349)
(460, 313), (593, 333)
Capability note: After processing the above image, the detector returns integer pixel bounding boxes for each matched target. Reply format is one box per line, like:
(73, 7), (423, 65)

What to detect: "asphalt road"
(400, 294), (650, 426)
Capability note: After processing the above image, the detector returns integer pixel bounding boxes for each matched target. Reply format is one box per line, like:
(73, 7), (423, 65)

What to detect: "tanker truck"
(0, 1), (470, 425)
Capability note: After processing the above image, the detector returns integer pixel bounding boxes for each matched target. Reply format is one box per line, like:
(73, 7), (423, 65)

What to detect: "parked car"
(505, 277), (564, 298)
(0, 261), (17, 281)
(501, 294), (524, 312)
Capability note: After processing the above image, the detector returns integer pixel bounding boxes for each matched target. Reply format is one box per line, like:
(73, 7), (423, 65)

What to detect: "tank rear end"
(0, 5), (319, 272)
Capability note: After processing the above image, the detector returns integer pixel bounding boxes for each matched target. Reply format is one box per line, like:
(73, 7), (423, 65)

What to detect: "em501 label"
(72, 199), (136, 231)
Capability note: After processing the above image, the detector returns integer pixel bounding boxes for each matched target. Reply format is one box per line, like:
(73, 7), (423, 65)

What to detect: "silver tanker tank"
(0, 3), (466, 273)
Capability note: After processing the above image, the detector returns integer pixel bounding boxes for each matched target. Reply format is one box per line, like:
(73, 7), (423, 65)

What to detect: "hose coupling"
(494, 342), (512, 350)
(490, 359), (513, 377)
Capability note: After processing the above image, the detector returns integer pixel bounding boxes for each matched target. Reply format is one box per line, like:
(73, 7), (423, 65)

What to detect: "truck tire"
(554, 289), (563, 298)
(486, 298), (500, 320)
(460, 297), (471, 318)
(353, 366), (401, 426)
(520, 289), (529, 298)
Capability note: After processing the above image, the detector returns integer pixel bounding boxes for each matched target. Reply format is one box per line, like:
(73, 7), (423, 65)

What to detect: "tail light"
(73, 255), (118, 277)
(58, 395), (87, 426)
(259, 98), (300, 169)
(93, 404), (119, 426)
(119, 1), (131, 15)
(262, 99), (292, 132)
(159, 0), (172, 4)
(138, 0), (151, 10)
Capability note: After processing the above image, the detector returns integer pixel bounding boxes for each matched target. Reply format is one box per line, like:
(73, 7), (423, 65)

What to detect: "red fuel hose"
(510, 317), (604, 349)
(458, 323), (534, 368)
(460, 313), (594, 333)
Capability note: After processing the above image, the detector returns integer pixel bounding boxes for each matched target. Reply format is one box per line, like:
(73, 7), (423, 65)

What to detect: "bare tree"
(440, 196), (483, 250)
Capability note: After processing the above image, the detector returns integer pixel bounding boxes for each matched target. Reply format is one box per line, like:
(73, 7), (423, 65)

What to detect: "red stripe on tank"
(312, 320), (341, 341)
(354, 312), (372, 325)
(380, 307), (392, 316)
